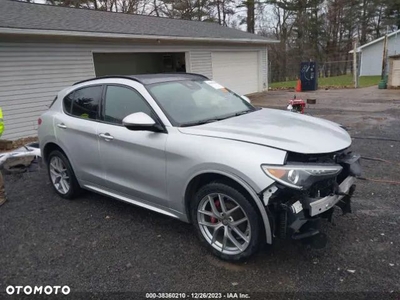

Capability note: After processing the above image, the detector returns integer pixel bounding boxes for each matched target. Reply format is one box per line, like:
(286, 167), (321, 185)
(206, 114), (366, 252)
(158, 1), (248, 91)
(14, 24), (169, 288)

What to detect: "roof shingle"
(0, 0), (275, 43)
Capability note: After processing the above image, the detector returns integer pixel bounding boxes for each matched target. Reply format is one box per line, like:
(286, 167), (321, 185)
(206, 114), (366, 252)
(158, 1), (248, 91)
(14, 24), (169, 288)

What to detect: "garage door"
(211, 52), (259, 95)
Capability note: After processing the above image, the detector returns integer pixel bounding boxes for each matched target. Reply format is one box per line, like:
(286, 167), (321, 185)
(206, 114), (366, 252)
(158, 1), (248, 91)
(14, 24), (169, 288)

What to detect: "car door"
(96, 84), (168, 207)
(54, 85), (104, 186)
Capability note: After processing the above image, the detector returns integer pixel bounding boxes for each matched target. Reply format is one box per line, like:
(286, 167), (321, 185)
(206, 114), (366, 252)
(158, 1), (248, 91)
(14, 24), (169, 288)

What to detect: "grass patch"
(270, 75), (381, 89)
(359, 75), (382, 87)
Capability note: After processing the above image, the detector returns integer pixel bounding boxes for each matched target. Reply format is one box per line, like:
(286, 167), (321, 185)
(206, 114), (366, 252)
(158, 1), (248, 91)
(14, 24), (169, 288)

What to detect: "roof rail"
(159, 72), (209, 80)
(73, 73), (209, 86)
(73, 75), (140, 86)
(186, 72), (209, 79)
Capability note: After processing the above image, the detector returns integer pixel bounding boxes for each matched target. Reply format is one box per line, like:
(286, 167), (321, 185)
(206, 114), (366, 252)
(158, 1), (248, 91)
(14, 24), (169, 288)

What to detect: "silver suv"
(38, 73), (361, 261)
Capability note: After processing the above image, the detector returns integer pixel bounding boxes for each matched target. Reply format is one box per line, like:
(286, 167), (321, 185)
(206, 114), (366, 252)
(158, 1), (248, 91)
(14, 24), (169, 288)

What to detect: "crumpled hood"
(178, 108), (351, 154)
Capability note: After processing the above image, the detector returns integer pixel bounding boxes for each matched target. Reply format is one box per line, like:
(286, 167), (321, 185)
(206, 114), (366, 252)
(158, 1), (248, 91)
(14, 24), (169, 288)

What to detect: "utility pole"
(381, 26), (389, 79)
(353, 39), (358, 88)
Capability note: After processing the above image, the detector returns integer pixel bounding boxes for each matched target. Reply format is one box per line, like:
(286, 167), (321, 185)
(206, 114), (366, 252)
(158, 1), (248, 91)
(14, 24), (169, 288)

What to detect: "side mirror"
(122, 112), (164, 132)
(241, 95), (251, 104)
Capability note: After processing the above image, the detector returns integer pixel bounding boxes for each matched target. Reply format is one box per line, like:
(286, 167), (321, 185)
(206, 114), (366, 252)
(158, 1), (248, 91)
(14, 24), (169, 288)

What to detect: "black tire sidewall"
(47, 150), (80, 199)
(191, 182), (261, 261)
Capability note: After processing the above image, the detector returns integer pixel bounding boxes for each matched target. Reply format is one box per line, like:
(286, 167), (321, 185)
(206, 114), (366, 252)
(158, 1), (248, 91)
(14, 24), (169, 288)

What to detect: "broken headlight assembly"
(261, 164), (343, 190)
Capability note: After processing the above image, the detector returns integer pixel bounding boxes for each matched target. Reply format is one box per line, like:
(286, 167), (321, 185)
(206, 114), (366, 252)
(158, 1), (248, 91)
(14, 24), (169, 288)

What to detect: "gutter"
(0, 27), (279, 45)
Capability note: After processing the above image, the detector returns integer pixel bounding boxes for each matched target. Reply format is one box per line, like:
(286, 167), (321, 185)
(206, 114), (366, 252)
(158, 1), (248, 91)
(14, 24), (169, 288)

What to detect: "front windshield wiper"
(235, 109), (254, 116)
(180, 109), (256, 127)
(180, 118), (223, 127)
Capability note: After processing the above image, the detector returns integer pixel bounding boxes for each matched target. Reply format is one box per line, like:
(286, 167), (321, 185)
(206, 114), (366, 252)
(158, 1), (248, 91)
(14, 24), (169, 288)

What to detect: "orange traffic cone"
(295, 79), (302, 92)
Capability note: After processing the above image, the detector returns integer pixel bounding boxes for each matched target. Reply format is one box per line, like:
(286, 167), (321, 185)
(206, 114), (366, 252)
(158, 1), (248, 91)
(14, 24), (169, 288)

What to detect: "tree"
(210, 0), (235, 26)
(46, 0), (90, 8)
(384, 0), (400, 28)
(237, 0), (255, 33)
(264, 4), (295, 82)
(158, 0), (212, 20)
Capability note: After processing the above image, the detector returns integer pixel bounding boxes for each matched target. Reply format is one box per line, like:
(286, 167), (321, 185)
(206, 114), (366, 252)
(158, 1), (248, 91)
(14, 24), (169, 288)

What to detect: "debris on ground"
(0, 143), (41, 206)
(0, 143), (41, 169)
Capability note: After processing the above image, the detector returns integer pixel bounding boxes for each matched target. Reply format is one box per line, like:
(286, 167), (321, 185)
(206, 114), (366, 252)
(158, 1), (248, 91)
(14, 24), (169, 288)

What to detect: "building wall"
(360, 33), (400, 76)
(0, 41), (95, 140)
(0, 38), (268, 140)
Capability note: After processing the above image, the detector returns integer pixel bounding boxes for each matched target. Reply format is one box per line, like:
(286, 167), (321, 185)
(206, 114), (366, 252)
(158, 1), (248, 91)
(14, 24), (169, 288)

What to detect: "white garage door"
(211, 52), (259, 95)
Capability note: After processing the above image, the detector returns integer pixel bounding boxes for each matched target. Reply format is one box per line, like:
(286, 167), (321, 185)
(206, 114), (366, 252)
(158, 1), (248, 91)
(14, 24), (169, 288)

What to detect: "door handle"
(57, 123), (67, 129)
(99, 133), (114, 141)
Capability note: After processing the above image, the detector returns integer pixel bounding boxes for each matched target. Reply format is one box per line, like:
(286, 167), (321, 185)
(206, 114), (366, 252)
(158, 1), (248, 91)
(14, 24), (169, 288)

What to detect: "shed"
(0, 0), (277, 140)
(350, 29), (400, 76)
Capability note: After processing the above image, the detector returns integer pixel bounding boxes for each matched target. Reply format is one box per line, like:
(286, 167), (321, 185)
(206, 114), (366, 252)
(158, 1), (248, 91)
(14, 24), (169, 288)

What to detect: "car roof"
(74, 73), (209, 86)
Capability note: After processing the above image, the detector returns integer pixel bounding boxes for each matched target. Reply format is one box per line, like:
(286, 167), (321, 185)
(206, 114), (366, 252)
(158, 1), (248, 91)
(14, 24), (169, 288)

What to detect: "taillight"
(38, 118), (42, 125)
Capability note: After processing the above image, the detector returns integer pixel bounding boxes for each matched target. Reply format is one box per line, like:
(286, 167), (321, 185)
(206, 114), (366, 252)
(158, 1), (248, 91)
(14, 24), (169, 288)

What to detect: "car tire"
(47, 150), (81, 199)
(191, 181), (262, 261)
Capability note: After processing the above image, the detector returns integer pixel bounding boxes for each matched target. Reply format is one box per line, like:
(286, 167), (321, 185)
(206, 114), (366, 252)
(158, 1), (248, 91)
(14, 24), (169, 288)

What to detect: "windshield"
(146, 80), (256, 126)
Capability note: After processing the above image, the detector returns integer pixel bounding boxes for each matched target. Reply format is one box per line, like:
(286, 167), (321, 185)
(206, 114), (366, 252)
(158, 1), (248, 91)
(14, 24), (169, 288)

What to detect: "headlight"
(261, 164), (342, 190)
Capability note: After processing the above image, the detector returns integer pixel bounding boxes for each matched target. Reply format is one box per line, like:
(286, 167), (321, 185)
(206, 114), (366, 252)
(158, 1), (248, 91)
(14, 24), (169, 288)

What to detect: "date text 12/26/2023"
(145, 292), (251, 299)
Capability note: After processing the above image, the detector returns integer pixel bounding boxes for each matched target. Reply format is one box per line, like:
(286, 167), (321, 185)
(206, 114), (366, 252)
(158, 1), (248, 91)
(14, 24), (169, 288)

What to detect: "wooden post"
(381, 34), (388, 79)
(353, 39), (358, 88)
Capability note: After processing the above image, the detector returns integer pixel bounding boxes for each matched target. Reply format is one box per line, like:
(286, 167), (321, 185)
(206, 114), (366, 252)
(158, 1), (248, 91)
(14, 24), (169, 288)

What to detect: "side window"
(63, 94), (72, 113)
(68, 86), (102, 120)
(103, 85), (153, 124)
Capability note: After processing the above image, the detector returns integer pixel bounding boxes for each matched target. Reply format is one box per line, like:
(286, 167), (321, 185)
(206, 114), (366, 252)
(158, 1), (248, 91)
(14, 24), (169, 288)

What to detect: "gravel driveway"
(1, 87), (399, 299)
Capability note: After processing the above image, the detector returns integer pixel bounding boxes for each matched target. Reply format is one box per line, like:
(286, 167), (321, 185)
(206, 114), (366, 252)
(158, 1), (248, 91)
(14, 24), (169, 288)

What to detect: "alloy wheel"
(197, 193), (251, 255)
(49, 156), (70, 195)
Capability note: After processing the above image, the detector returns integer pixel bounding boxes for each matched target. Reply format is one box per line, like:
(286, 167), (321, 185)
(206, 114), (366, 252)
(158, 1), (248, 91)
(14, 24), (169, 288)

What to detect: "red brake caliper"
(211, 200), (220, 223)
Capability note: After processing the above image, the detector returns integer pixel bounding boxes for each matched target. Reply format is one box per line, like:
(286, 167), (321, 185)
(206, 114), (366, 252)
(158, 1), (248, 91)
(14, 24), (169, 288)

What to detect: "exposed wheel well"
(42, 142), (66, 163)
(184, 172), (258, 223)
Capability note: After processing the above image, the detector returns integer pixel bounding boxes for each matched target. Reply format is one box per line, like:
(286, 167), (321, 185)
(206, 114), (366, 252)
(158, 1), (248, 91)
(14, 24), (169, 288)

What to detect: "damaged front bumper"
(304, 175), (355, 217)
(263, 151), (361, 241)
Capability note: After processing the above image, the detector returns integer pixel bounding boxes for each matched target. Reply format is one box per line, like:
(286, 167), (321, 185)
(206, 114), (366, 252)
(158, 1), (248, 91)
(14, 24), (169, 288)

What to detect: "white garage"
(0, 1), (276, 140)
(212, 52), (260, 95)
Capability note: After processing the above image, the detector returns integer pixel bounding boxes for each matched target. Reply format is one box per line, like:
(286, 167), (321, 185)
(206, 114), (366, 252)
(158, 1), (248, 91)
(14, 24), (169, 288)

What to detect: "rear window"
(63, 85), (103, 120)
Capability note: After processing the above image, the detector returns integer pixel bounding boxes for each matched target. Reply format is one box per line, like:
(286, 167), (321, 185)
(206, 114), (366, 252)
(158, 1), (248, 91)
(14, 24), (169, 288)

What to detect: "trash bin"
(378, 75), (387, 89)
(300, 62), (318, 91)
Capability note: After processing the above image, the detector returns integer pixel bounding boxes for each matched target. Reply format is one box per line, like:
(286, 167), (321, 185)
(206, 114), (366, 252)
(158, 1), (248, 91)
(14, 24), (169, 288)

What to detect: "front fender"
(183, 169), (273, 244)
(166, 130), (287, 244)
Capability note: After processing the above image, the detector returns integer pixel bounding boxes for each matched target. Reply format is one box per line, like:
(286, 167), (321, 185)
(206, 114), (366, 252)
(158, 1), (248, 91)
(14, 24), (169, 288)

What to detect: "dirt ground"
(249, 86), (400, 133)
(1, 86), (399, 299)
